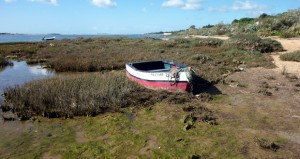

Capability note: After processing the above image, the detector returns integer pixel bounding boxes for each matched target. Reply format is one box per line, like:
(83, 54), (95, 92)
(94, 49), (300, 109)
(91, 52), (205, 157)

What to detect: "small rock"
(1, 112), (17, 121)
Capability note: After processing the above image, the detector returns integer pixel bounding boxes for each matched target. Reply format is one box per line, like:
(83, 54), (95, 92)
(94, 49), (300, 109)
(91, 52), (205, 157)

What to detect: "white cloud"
(28, 0), (58, 5)
(232, 1), (270, 10)
(208, 6), (228, 12)
(209, 1), (271, 14)
(4, 0), (16, 3)
(162, 0), (204, 10)
(162, 0), (184, 8)
(91, 0), (117, 8)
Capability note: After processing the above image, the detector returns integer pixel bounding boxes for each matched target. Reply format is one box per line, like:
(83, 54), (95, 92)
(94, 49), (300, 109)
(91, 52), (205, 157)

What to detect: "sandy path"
(191, 35), (300, 77)
(270, 37), (300, 77)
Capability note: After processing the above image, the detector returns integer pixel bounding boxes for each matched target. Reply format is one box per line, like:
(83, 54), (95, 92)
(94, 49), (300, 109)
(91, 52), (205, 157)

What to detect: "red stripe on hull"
(126, 72), (191, 92)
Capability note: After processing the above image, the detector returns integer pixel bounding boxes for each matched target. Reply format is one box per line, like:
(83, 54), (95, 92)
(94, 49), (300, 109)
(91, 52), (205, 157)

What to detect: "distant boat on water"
(42, 36), (56, 41)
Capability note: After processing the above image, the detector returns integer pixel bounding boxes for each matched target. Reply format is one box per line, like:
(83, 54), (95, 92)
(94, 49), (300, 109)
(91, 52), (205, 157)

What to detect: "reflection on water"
(0, 61), (55, 105)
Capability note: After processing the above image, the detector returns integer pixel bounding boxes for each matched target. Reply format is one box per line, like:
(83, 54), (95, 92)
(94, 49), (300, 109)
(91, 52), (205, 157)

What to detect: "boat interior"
(131, 61), (172, 71)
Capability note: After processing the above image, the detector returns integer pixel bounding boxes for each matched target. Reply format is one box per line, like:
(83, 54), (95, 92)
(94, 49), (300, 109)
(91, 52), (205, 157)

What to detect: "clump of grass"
(195, 93), (213, 102)
(182, 104), (218, 125)
(2, 72), (159, 119)
(281, 65), (288, 75)
(192, 38), (224, 47)
(258, 81), (278, 96)
(224, 34), (284, 53)
(255, 138), (280, 152)
(0, 56), (12, 68)
(163, 38), (224, 48)
(280, 50), (300, 62)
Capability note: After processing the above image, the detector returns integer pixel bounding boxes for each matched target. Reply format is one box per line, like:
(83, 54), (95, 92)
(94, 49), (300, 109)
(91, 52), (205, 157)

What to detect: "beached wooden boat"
(126, 60), (194, 92)
(42, 36), (56, 41)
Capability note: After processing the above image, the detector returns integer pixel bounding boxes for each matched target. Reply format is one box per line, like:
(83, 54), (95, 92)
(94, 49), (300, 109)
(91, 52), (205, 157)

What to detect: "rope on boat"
(169, 67), (195, 91)
(169, 68), (180, 85)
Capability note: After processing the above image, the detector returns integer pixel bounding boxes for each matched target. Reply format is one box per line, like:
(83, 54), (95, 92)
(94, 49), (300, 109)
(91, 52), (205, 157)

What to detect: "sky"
(0, 0), (299, 34)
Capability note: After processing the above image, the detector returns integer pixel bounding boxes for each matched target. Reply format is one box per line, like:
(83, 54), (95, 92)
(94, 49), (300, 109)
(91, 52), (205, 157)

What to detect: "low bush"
(192, 38), (224, 47)
(224, 34), (284, 53)
(259, 38), (284, 53)
(280, 31), (297, 38)
(2, 72), (160, 119)
(280, 50), (300, 62)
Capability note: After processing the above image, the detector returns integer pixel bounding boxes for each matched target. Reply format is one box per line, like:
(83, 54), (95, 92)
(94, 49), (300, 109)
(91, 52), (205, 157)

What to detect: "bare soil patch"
(139, 135), (160, 158)
(218, 66), (300, 144)
(43, 152), (61, 159)
(76, 130), (109, 143)
(75, 131), (90, 143)
(270, 37), (300, 77)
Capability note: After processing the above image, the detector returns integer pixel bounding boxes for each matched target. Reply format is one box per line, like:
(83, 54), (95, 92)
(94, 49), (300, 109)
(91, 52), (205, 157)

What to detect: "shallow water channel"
(0, 61), (55, 121)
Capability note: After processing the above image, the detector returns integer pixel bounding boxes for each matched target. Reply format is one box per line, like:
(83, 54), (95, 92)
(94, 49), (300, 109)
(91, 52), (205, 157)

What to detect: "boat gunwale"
(126, 60), (188, 73)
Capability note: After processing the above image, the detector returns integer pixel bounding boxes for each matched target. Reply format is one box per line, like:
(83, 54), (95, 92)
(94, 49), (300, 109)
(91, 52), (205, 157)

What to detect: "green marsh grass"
(0, 37), (276, 83)
(2, 71), (195, 119)
(3, 72), (159, 119)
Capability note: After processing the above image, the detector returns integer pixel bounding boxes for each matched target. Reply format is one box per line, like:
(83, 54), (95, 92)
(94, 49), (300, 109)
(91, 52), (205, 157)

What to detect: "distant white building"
(163, 32), (172, 36)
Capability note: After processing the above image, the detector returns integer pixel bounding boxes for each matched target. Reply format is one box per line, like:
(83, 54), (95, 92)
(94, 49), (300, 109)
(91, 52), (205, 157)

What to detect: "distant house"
(163, 32), (172, 36)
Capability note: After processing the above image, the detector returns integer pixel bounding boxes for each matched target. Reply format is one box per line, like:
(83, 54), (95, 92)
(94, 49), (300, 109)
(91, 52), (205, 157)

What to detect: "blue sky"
(1, 0), (299, 34)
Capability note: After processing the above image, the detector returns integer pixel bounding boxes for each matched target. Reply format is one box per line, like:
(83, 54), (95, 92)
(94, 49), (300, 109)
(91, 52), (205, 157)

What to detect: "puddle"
(0, 61), (55, 121)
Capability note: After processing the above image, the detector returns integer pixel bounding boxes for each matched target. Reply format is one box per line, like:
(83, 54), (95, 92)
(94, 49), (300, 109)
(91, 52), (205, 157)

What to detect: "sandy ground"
(192, 35), (300, 77)
(270, 37), (300, 77)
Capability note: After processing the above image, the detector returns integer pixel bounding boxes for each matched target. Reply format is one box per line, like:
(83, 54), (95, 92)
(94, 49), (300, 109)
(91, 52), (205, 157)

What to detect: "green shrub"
(260, 38), (284, 52)
(202, 24), (214, 28)
(272, 18), (297, 31)
(224, 34), (284, 53)
(280, 31), (296, 38)
(280, 50), (300, 62)
(259, 13), (271, 19)
(232, 18), (255, 25)
(174, 9), (300, 37)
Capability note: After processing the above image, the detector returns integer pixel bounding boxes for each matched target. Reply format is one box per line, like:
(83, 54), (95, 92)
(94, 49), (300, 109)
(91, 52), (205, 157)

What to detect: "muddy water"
(0, 61), (55, 121)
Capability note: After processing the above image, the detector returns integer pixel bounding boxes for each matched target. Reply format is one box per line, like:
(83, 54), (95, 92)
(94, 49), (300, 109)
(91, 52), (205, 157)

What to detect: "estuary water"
(0, 34), (164, 43)
(0, 61), (55, 105)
